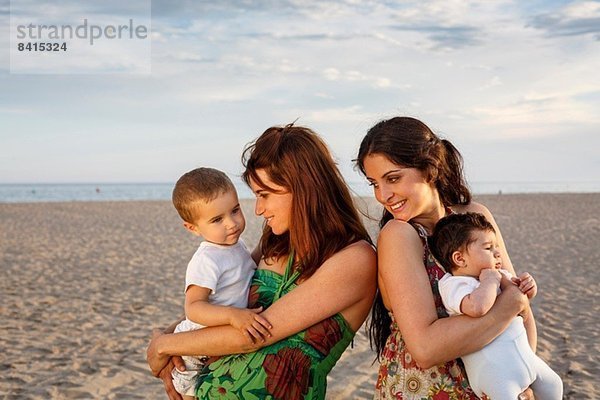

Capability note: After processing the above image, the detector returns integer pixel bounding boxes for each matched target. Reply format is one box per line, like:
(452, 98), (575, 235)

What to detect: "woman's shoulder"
(334, 239), (376, 263)
(314, 240), (376, 277)
(452, 201), (492, 216)
(378, 219), (424, 251)
(300, 240), (376, 301)
(378, 219), (419, 244)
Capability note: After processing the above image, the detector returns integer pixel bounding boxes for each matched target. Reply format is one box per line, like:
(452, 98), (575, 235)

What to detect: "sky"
(1, 0), (599, 189)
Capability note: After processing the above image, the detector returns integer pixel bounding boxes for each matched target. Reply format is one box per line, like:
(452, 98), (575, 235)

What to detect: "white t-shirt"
(438, 269), (513, 316)
(175, 239), (256, 333)
(438, 274), (484, 316)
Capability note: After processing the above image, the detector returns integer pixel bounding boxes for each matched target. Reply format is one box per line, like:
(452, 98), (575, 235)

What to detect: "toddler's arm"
(460, 269), (502, 317)
(185, 285), (272, 343)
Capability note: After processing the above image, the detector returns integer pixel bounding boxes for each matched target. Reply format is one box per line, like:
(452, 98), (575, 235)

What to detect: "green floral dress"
(195, 256), (355, 400)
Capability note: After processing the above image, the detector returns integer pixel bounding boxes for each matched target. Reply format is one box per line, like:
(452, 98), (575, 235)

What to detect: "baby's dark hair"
(428, 212), (495, 272)
(172, 167), (235, 223)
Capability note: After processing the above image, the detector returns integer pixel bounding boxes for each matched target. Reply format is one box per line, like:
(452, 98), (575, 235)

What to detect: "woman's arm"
(148, 240), (377, 374)
(184, 285), (271, 342)
(522, 305), (538, 351)
(377, 220), (529, 369)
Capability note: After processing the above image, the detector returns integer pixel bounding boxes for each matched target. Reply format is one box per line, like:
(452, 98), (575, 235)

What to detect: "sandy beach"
(1, 193), (598, 399)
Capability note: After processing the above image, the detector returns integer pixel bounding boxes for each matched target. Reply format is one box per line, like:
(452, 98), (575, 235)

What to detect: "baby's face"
(460, 229), (502, 278)
(192, 189), (246, 246)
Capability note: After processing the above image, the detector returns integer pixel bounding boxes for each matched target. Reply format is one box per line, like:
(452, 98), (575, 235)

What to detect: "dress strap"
(409, 222), (429, 242)
(274, 252), (301, 301)
(410, 205), (455, 240)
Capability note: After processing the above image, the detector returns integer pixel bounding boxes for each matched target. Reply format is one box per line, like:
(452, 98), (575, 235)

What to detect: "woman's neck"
(412, 198), (447, 235)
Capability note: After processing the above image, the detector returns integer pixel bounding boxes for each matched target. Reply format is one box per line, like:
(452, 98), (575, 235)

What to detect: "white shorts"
(171, 355), (209, 396)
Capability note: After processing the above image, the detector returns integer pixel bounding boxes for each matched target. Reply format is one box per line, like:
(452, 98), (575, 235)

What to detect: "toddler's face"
(459, 229), (502, 278)
(191, 189), (245, 246)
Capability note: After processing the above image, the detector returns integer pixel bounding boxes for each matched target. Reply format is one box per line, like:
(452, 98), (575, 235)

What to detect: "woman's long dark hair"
(355, 117), (472, 358)
(242, 124), (372, 280)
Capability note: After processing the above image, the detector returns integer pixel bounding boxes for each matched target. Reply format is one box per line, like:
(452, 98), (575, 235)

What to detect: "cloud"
(170, 52), (216, 63)
(2, 0), (599, 184)
(378, 1), (516, 50)
(388, 23), (482, 49)
(478, 76), (502, 91)
(238, 32), (361, 42)
(0, 106), (31, 114)
(321, 67), (405, 89)
(468, 90), (600, 134)
(529, 1), (600, 40)
(292, 105), (371, 124)
(149, 0), (313, 20)
(9, 0), (151, 20)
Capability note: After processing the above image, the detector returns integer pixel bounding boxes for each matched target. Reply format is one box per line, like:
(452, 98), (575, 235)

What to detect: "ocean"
(0, 181), (598, 203)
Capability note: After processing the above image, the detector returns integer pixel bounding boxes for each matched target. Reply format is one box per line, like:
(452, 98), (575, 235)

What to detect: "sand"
(0, 193), (598, 399)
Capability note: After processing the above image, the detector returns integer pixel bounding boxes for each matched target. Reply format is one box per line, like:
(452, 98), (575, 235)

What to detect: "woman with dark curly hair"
(356, 116), (535, 399)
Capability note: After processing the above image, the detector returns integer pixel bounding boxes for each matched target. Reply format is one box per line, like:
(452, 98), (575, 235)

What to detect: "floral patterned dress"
(195, 255), (355, 400)
(374, 222), (486, 400)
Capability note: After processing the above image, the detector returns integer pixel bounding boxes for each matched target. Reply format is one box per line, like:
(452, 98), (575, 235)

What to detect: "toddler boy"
(170, 167), (271, 399)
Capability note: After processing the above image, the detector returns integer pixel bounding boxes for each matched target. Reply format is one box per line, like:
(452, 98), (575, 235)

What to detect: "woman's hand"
(148, 328), (187, 399)
(157, 359), (183, 400)
(147, 328), (172, 376)
(499, 279), (530, 315)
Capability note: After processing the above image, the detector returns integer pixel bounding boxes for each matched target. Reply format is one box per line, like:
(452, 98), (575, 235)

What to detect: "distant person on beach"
(356, 116), (536, 399)
(147, 125), (376, 400)
(168, 167), (271, 400)
(429, 212), (563, 399)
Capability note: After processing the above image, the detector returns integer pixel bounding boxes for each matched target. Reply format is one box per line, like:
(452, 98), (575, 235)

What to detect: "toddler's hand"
(513, 272), (537, 299)
(230, 307), (272, 344)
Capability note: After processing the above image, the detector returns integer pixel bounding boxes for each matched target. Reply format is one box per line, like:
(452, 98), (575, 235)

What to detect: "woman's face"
(363, 153), (439, 223)
(249, 169), (293, 235)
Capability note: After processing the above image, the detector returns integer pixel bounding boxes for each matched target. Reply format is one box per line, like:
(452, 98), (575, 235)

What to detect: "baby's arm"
(460, 269), (502, 317)
(185, 285), (272, 343)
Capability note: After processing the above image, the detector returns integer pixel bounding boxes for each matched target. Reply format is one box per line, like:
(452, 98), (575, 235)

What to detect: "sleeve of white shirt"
(184, 251), (222, 294)
(438, 274), (477, 316)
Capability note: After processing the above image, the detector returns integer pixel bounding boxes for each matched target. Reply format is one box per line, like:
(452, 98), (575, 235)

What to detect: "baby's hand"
(513, 272), (537, 299)
(479, 268), (502, 285)
(498, 269), (516, 290)
(230, 307), (272, 344)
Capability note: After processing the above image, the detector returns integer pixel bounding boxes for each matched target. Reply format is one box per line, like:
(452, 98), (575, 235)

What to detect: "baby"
(429, 212), (562, 400)
(170, 167), (271, 399)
